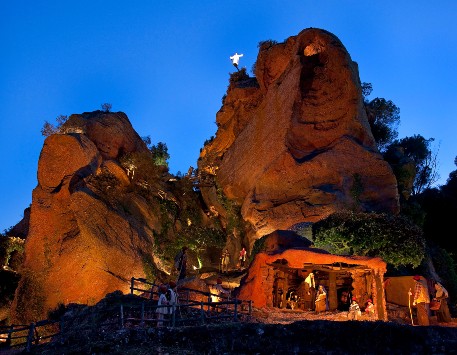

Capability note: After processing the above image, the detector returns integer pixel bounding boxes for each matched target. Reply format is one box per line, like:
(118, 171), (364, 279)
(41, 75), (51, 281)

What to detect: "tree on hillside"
(366, 98), (400, 153)
(419, 157), (457, 251)
(385, 135), (439, 196)
(101, 103), (112, 112)
(362, 82), (400, 153)
(361, 82), (373, 101)
(140, 136), (170, 167)
(150, 142), (170, 167)
(41, 115), (68, 137)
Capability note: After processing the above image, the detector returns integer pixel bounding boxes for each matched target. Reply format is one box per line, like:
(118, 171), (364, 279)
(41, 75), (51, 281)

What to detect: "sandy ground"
(249, 306), (457, 328)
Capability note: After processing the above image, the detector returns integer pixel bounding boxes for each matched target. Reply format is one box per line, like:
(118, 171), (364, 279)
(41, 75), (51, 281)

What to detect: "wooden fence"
(0, 278), (252, 352)
(0, 319), (60, 352)
(129, 277), (159, 300)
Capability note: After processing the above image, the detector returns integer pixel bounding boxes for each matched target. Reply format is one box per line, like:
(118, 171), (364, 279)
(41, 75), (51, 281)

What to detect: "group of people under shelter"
(290, 272), (452, 324)
(312, 282), (375, 320)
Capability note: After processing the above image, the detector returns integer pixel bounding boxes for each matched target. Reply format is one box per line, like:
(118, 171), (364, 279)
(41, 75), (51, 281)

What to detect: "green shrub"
(101, 103), (112, 112)
(0, 236), (25, 267)
(142, 254), (157, 283)
(312, 211), (426, 268)
(250, 236), (267, 262)
(258, 39), (278, 49)
(229, 68), (250, 85)
(176, 226), (225, 252)
(216, 186), (244, 237)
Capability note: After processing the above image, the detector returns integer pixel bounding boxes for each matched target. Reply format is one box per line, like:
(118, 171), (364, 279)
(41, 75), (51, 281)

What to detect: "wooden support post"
(200, 302), (205, 325)
(6, 324), (13, 347)
(59, 319), (64, 344)
(91, 308), (95, 331)
(172, 307), (176, 328)
(140, 302), (145, 328)
(329, 272), (338, 310)
(234, 298), (238, 322)
(375, 273), (385, 321)
(130, 277), (135, 294)
(120, 304), (124, 329)
(283, 272), (288, 309)
(26, 323), (35, 353)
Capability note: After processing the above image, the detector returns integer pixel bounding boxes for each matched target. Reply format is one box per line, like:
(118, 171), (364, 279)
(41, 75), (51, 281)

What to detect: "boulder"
(11, 114), (157, 323)
(62, 111), (148, 160)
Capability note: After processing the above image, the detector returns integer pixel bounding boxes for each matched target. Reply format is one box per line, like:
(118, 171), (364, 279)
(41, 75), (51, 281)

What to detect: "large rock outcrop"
(11, 111), (215, 323)
(199, 28), (399, 246)
(11, 112), (155, 322)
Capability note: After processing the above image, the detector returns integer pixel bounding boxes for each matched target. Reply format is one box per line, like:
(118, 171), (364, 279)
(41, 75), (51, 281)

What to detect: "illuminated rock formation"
(199, 28), (399, 248)
(11, 112), (165, 322)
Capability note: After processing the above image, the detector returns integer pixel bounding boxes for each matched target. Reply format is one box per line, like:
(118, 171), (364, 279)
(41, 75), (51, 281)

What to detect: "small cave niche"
(304, 42), (325, 56)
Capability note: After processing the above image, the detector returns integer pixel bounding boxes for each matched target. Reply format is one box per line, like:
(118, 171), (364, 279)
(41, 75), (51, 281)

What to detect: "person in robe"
(433, 282), (452, 323)
(347, 297), (362, 320)
(315, 285), (328, 313)
(229, 52), (244, 70)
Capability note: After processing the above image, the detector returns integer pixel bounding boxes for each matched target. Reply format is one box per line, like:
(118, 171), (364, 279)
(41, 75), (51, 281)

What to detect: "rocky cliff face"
(198, 28), (399, 249)
(11, 111), (216, 323)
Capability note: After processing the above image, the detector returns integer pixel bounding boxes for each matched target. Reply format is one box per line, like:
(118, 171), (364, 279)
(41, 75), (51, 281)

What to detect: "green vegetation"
(41, 114), (68, 137)
(0, 235), (24, 268)
(258, 39), (278, 49)
(229, 68), (250, 85)
(101, 103), (112, 112)
(216, 186), (244, 237)
(141, 136), (170, 167)
(362, 83), (400, 153)
(176, 226), (225, 252)
(141, 254), (156, 283)
(349, 173), (363, 207)
(312, 211), (426, 268)
(250, 236), (267, 263)
(385, 135), (439, 196)
(428, 244), (457, 303)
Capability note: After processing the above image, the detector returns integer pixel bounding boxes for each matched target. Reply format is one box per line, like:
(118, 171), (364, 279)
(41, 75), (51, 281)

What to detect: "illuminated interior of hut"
(269, 259), (374, 312)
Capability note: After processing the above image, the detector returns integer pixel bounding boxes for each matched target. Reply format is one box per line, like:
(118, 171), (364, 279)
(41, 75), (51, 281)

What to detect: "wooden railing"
(121, 298), (252, 328)
(0, 319), (60, 352)
(130, 277), (159, 300)
(129, 278), (253, 325)
(0, 279), (252, 352)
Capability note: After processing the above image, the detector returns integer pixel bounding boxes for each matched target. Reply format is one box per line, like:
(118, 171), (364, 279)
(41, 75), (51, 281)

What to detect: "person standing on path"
(239, 247), (247, 270)
(177, 246), (188, 281)
(156, 284), (169, 327)
(221, 248), (230, 273)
